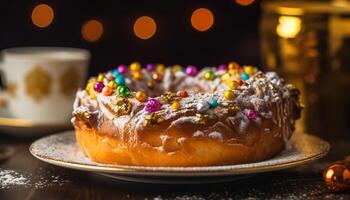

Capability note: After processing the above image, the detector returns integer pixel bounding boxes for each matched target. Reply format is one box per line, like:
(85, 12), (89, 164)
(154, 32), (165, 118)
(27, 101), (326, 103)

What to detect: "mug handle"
(0, 61), (7, 102)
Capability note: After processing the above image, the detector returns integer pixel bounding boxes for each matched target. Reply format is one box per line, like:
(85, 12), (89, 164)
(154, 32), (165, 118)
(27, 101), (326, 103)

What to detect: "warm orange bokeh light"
(81, 20), (104, 42)
(235, 0), (255, 6)
(133, 16), (157, 40)
(31, 4), (54, 28)
(191, 8), (214, 32)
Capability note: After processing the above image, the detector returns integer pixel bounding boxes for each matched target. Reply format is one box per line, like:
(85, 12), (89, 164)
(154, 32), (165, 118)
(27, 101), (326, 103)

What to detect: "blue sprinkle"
(115, 75), (125, 85)
(241, 73), (249, 81)
(112, 69), (120, 77)
(209, 99), (218, 108)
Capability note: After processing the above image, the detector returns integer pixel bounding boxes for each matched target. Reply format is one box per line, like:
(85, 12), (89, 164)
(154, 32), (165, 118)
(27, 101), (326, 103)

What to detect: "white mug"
(0, 47), (90, 124)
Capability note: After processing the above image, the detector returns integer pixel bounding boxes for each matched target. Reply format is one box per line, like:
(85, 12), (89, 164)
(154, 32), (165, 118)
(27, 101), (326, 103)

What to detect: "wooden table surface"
(0, 132), (350, 200)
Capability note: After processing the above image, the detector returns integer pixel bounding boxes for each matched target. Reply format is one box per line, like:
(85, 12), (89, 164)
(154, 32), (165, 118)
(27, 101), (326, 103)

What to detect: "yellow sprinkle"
(204, 71), (215, 80)
(227, 81), (238, 90)
(171, 101), (181, 110)
(135, 91), (147, 102)
(228, 62), (239, 70)
(171, 65), (183, 73)
(97, 73), (105, 82)
(85, 80), (97, 99)
(221, 73), (231, 82)
(224, 90), (235, 100)
(133, 71), (144, 80)
(156, 64), (165, 74)
(244, 66), (256, 76)
(130, 62), (141, 72)
(108, 81), (117, 89)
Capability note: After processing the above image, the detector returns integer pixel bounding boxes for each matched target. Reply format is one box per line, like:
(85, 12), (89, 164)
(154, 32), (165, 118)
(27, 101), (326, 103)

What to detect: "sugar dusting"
(0, 169), (28, 189)
(0, 167), (69, 189)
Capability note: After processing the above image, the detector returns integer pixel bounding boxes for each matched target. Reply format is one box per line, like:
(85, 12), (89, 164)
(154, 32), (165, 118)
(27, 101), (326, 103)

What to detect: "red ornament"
(323, 161), (350, 192)
(177, 90), (188, 97)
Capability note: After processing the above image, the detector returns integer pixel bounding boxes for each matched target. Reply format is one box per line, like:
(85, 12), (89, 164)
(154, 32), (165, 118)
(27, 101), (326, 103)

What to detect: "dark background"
(0, 0), (261, 75)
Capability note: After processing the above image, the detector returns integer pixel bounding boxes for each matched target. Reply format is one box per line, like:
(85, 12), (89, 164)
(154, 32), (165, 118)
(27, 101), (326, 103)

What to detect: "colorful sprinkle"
(228, 62), (240, 71)
(108, 81), (117, 89)
(85, 79), (97, 98)
(146, 63), (155, 72)
(217, 64), (227, 71)
(209, 99), (218, 108)
(118, 86), (131, 97)
(185, 65), (197, 77)
(241, 73), (249, 81)
(115, 75), (126, 85)
(221, 73), (231, 82)
(133, 71), (144, 80)
(156, 64), (166, 74)
(227, 81), (238, 90)
(145, 99), (162, 113)
(112, 69), (120, 78)
(224, 90), (235, 100)
(130, 62), (141, 72)
(204, 70), (216, 81)
(177, 90), (188, 97)
(246, 109), (258, 121)
(97, 73), (105, 82)
(171, 101), (181, 111)
(171, 65), (183, 73)
(117, 64), (128, 74)
(94, 81), (104, 93)
(244, 66), (255, 76)
(102, 86), (113, 96)
(135, 91), (148, 102)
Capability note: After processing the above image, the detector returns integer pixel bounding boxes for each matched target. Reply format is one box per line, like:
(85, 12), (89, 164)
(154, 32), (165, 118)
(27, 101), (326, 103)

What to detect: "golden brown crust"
(75, 123), (285, 166)
(73, 102), (290, 166)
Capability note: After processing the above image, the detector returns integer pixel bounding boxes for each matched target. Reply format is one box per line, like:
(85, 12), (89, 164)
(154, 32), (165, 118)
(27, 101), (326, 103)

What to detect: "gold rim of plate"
(29, 131), (330, 176)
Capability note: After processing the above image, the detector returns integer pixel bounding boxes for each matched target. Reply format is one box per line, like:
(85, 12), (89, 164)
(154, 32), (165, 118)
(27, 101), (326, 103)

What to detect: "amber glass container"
(261, 1), (350, 139)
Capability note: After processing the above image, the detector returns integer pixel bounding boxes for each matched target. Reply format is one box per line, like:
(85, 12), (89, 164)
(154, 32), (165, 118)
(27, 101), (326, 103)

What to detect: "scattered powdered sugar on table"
(0, 167), (69, 189)
(0, 169), (28, 189)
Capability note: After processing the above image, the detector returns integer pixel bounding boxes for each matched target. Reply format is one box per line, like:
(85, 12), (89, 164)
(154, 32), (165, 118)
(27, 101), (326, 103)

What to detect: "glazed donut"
(72, 62), (302, 166)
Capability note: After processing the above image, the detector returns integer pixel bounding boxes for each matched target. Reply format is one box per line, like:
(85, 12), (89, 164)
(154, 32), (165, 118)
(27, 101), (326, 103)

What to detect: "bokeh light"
(133, 16), (157, 40)
(235, 0), (255, 6)
(31, 4), (54, 28)
(191, 8), (214, 32)
(81, 20), (104, 42)
(276, 16), (302, 38)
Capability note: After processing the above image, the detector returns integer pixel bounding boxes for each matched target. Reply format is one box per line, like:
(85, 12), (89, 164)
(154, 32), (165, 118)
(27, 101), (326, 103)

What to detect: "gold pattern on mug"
(59, 66), (80, 97)
(25, 66), (52, 102)
(7, 82), (17, 98)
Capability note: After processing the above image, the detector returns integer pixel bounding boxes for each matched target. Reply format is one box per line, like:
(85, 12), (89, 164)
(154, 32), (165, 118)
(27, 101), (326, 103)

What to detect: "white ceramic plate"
(29, 131), (329, 184)
(0, 107), (72, 137)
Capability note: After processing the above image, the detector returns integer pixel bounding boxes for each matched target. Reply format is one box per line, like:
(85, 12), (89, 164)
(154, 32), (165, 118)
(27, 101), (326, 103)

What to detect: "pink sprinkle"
(145, 99), (161, 113)
(217, 64), (227, 71)
(246, 109), (258, 121)
(117, 65), (128, 74)
(185, 65), (198, 77)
